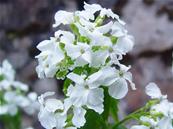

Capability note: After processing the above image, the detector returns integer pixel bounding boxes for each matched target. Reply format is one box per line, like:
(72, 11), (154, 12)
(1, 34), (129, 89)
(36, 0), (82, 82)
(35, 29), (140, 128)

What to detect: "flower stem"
(112, 106), (147, 129)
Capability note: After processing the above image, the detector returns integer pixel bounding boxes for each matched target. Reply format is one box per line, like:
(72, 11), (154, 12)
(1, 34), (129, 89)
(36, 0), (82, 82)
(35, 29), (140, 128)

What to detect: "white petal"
(130, 125), (149, 129)
(158, 117), (173, 129)
(38, 92), (55, 104)
(84, 2), (102, 15)
(96, 21), (113, 34)
(38, 107), (56, 129)
(67, 85), (88, 107)
(99, 67), (117, 86)
(37, 40), (53, 51)
(13, 81), (29, 91)
(45, 99), (64, 112)
(0, 105), (8, 115)
(87, 88), (104, 114)
(8, 104), (18, 116)
(145, 82), (163, 99)
(81, 50), (92, 64)
(65, 44), (81, 60)
(72, 107), (86, 128)
(67, 73), (84, 85)
(2, 60), (15, 81)
(53, 11), (74, 27)
(87, 70), (103, 89)
(111, 22), (126, 37)
(108, 78), (128, 99)
(27, 92), (37, 101)
(90, 50), (109, 67)
(116, 35), (134, 54)
(55, 113), (67, 129)
(124, 72), (136, 90)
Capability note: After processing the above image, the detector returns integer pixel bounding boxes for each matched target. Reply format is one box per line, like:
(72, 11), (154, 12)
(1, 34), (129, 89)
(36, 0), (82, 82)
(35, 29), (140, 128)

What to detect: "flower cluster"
(0, 60), (39, 116)
(131, 83), (173, 129)
(36, 2), (135, 129)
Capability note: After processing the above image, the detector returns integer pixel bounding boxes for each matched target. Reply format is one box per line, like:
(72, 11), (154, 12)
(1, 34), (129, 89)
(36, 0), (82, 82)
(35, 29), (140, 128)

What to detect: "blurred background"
(0, 0), (173, 128)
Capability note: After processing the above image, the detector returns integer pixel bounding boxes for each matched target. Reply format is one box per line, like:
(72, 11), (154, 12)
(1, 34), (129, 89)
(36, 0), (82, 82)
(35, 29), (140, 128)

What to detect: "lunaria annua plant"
(0, 60), (39, 129)
(35, 2), (173, 129)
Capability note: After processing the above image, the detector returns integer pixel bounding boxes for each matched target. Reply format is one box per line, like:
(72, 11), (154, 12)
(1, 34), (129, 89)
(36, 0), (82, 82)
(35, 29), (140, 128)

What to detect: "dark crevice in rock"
(137, 48), (173, 66)
(0, 0), (10, 3)
(76, 0), (89, 10)
(143, 0), (155, 6)
(5, 22), (51, 38)
(113, 0), (128, 16)
(157, 2), (173, 21)
(121, 54), (134, 65)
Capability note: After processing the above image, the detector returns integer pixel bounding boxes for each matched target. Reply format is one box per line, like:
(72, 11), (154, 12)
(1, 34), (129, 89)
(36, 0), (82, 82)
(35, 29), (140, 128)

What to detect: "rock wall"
(0, 0), (173, 123)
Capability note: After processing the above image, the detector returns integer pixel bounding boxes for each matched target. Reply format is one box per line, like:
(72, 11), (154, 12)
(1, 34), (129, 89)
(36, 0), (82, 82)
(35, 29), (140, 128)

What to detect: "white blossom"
(38, 92), (76, 129)
(0, 60), (39, 116)
(67, 72), (104, 114)
(53, 11), (74, 27)
(36, 38), (65, 78)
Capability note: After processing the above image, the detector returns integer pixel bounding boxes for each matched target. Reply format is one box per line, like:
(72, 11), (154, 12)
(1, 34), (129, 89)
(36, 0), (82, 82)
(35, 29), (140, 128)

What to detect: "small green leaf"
(63, 78), (72, 94)
(59, 42), (65, 50)
(56, 69), (68, 79)
(0, 75), (4, 81)
(80, 110), (107, 129)
(70, 24), (80, 37)
(111, 36), (118, 45)
(79, 36), (91, 44)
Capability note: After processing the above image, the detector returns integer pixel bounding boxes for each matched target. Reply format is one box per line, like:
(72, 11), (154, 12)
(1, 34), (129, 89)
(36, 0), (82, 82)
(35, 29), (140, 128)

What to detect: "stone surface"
(123, 0), (173, 55)
(33, 78), (60, 96)
(0, 0), (173, 127)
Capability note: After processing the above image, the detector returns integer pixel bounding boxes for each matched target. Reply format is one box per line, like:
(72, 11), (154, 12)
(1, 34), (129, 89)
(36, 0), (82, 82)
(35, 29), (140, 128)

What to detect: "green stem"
(112, 107), (147, 129)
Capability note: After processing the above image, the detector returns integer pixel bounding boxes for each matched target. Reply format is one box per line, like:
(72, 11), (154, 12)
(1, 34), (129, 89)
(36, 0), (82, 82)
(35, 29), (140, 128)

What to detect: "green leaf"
(56, 69), (68, 79)
(1, 111), (21, 129)
(115, 125), (128, 129)
(70, 24), (80, 37)
(0, 75), (4, 81)
(102, 87), (110, 121)
(79, 36), (91, 44)
(110, 97), (119, 123)
(80, 110), (107, 129)
(59, 42), (65, 50)
(111, 36), (118, 45)
(63, 78), (72, 94)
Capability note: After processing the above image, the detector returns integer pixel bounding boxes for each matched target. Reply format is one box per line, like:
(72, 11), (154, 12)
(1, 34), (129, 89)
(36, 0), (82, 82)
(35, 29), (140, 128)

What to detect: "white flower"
(72, 107), (86, 128)
(54, 30), (75, 45)
(65, 42), (91, 67)
(38, 92), (75, 129)
(132, 83), (173, 129)
(67, 72), (104, 114)
(83, 2), (125, 25)
(24, 92), (39, 115)
(36, 38), (65, 78)
(99, 65), (135, 99)
(0, 60), (15, 81)
(145, 82), (167, 99)
(53, 11), (74, 27)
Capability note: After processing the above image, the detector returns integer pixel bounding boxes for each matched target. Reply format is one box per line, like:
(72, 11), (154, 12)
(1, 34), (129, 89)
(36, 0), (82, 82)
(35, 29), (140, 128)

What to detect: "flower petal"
(108, 78), (128, 99)
(72, 107), (86, 128)
(87, 88), (104, 114)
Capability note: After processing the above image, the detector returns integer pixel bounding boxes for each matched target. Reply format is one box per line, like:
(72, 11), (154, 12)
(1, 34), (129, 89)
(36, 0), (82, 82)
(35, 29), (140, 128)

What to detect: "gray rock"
(33, 78), (62, 97)
(123, 0), (173, 55)
(7, 51), (29, 69)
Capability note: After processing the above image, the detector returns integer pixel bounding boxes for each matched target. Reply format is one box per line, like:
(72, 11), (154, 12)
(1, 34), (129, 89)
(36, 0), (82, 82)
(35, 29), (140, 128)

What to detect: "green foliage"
(70, 24), (80, 37)
(63, 78), (72, 94)
(0, 112), (21, 129)
(80, 110), (107, 129)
